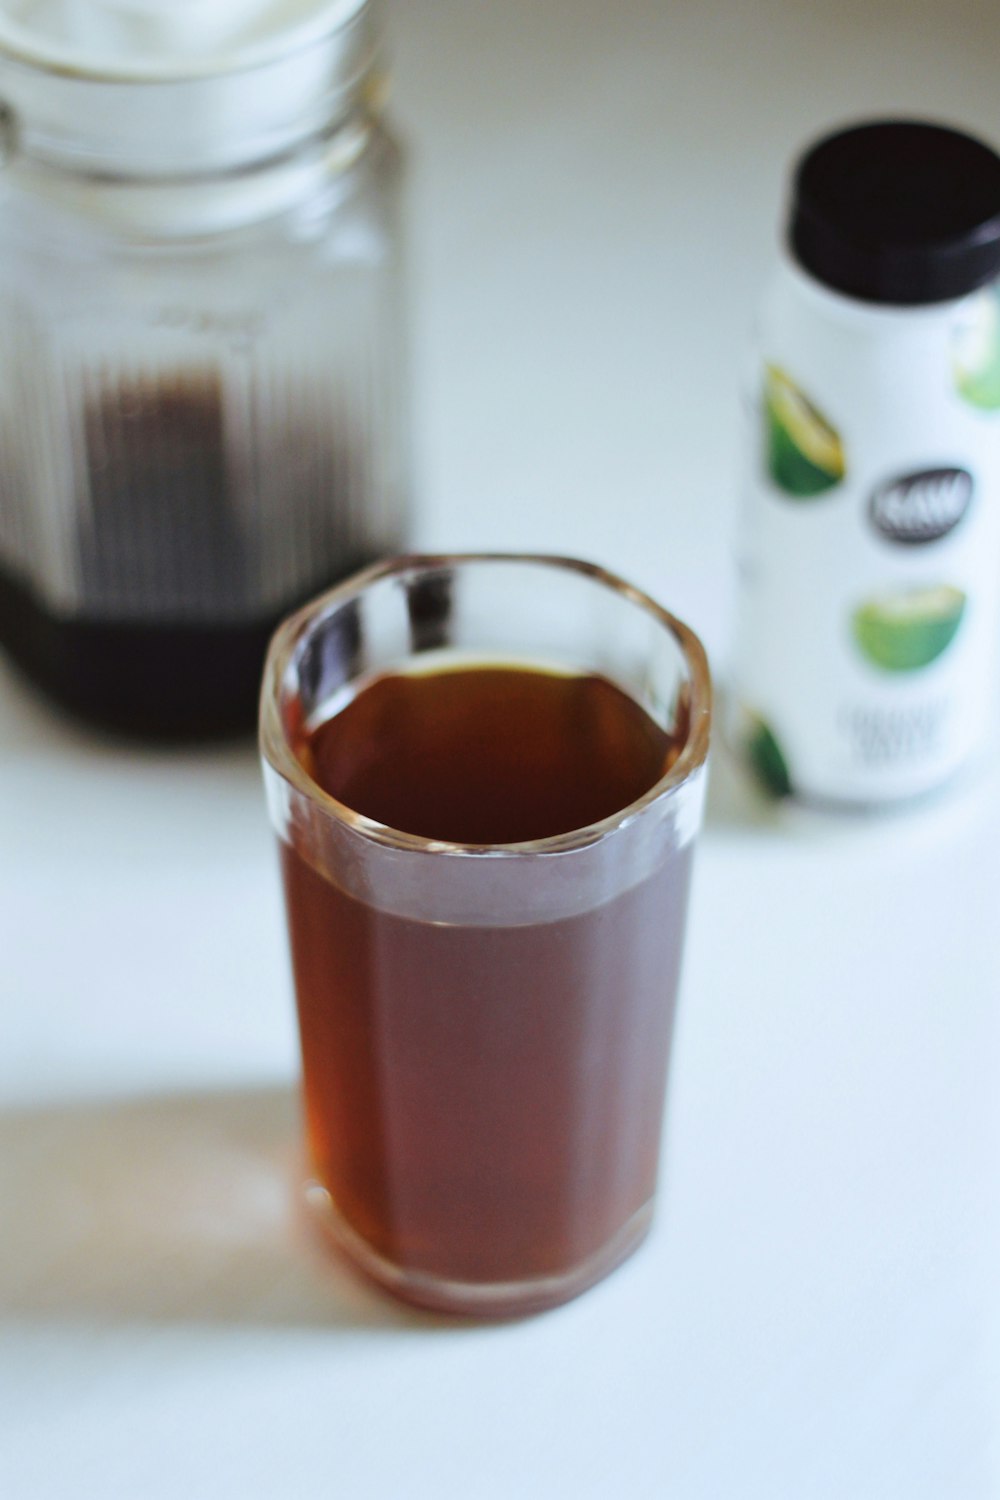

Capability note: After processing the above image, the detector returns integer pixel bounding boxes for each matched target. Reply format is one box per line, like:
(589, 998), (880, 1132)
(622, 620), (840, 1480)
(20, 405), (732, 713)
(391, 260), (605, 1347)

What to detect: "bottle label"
(868, 467), (973, 545)
(733, 270), (1000, 805)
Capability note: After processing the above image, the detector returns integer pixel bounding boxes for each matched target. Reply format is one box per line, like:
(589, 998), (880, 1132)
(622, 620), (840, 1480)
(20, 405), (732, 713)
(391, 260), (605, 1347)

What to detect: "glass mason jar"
(0, 0), (409, 737)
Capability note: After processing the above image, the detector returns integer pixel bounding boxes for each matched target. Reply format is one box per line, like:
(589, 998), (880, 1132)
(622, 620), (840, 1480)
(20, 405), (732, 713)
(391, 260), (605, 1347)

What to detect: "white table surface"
(3, 2), (1000, 1496)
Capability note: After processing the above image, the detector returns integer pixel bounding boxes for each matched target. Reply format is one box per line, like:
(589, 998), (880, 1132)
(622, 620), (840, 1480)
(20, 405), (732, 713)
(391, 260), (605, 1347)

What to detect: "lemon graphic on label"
(745, 712), (793, 798)
(852, 586), (966, 672)
(764, 365), (846, 497)
(952, 287), (1000, 411)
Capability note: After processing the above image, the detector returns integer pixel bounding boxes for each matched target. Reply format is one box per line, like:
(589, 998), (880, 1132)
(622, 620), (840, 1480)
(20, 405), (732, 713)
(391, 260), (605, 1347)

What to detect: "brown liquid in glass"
(282, 666), (692, 1302)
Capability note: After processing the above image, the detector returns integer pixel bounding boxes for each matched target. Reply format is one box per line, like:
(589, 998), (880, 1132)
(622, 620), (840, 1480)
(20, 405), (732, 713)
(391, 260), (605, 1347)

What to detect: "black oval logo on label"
(869, 467), (973, 545)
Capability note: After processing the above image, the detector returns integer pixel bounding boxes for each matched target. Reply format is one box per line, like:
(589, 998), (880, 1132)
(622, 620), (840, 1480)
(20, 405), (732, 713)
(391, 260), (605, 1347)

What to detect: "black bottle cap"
(789, 119), (1000, 305)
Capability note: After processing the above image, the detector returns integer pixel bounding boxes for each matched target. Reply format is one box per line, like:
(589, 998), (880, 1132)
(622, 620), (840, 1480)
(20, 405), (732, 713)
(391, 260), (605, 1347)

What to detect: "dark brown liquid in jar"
(0, 374), (377, 738)
(281, 665), (692, 1298)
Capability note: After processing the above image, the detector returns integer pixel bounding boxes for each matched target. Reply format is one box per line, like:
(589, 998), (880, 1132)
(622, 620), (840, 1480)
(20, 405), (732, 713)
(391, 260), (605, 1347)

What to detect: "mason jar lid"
(0, 0), (380, 173)
(789, 119), (1000, 306)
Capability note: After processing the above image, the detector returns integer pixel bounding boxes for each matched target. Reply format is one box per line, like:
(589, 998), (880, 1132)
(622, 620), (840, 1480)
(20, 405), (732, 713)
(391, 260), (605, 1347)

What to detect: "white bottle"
(733, 119), (1000, 807)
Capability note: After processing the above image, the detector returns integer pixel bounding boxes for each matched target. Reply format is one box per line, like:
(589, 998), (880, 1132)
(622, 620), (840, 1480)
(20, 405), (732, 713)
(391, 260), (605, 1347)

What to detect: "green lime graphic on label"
(764, 365), (846, 496)
(746, 714), (793, 798)
(952, 288), (1000, 411)
(852, 586), (966, 672)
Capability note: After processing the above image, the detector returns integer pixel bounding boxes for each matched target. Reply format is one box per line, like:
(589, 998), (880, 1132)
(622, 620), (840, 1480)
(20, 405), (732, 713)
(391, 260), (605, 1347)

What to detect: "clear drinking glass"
(260, 554), (711, 1316)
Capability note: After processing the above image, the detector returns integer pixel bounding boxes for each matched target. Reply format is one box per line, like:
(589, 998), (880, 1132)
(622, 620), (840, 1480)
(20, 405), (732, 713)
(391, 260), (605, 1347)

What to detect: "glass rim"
(260, 552), (712, 858)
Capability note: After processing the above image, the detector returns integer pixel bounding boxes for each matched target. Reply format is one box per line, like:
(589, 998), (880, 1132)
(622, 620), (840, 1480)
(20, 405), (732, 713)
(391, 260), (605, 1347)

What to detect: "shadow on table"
(0, 1085), (448, 1334)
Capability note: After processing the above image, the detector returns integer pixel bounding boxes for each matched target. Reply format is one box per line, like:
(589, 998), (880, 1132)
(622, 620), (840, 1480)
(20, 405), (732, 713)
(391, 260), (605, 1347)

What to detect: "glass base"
(303, 1180), (655, 1319)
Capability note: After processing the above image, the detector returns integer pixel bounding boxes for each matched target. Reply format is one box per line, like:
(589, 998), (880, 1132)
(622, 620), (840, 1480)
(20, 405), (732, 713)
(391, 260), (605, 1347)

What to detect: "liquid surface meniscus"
(294, 664), (677, 842)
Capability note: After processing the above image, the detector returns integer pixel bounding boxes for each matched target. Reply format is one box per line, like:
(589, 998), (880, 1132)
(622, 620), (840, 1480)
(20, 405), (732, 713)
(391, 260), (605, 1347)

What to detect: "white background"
(3, 2), (1000, 1496)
